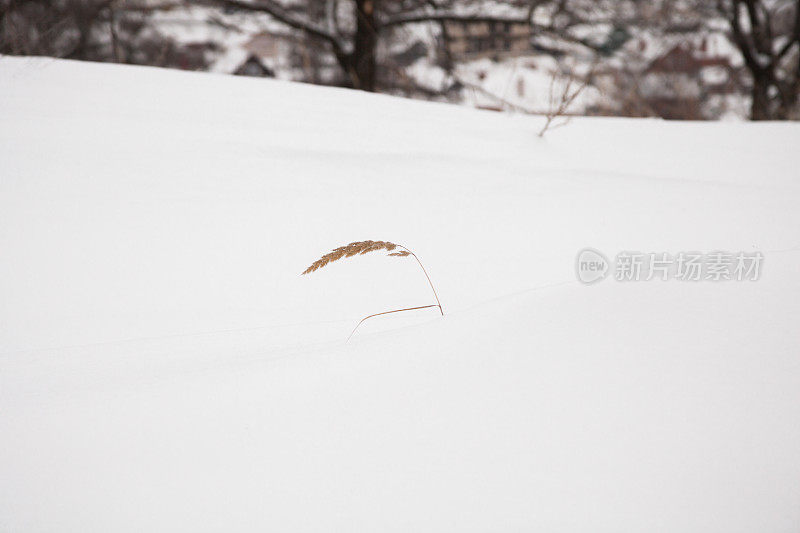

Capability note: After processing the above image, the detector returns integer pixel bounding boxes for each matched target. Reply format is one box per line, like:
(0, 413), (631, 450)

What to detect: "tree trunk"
(776, 78), (800, 120)
(750, 73), (771, 120)
(352, 0), (377, 91)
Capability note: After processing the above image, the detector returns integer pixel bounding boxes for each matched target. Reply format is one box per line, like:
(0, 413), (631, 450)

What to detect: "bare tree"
(1, 0), (197, 67)
(714, 0), (800, 119)
(538, 68), (590, 136)
(202, 0), (546, 92)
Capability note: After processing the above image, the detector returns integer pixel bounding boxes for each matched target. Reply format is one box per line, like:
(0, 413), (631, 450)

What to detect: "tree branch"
(201, 0), (351, 72)
(201, 0), (344, 51)
(378, 11), (536, 31)
(724, 0), (766, 73)
(772, 0), (800, 63)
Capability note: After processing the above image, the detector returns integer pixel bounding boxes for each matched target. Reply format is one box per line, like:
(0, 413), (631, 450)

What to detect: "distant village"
(149, 4), (749, 120)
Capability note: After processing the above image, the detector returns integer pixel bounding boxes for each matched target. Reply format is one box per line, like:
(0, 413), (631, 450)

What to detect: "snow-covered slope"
(1, 57), (799, 532)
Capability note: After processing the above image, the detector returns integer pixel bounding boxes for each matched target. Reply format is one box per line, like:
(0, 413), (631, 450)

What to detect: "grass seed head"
(302, 240), (407, 275)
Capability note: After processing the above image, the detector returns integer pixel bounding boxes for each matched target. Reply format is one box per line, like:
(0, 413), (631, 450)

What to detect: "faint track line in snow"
(762, 245), (800, 254)
(543, 166), (800, 192)
(455, 279), (579, 314)
(0, 317), (354, 358)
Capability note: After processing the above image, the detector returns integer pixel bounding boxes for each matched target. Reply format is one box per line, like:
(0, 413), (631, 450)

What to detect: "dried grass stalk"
(302, 239), (445, 340)
(346, 304), (440, 342)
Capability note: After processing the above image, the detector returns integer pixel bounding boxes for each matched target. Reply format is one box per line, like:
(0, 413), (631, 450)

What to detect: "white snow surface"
(1, 57), (799, 532)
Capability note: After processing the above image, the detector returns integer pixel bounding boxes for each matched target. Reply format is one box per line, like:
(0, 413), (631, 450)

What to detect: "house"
(233, 54), (275, 77)
(640, 41), (740, 119)
(444, 20), (532, 60)
(234, 32), (341, 84)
